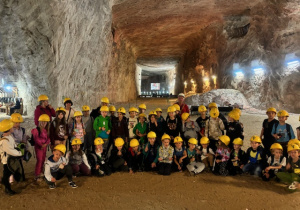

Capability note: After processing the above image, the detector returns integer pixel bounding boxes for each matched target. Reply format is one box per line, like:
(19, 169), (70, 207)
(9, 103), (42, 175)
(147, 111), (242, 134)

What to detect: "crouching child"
(44, 144), (78, 189)
(186, 138), (205, 176)
(229, 138), (246, 175)
(128, 139), (143, 173)
(143, 132), (159, 171)
(199, 137), (215, 171)
(173, 136), (188, 172)
(213, 135), (231, 176)
(109, 138), (128, 172)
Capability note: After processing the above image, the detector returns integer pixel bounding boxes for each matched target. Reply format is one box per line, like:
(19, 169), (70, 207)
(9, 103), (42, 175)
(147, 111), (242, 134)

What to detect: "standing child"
(229, 138), (246, 175)
(173, 136), (188, 172)
(88, 138), (111, 177)
(196, 105), (209, 139)
(260, 108), (278, 157)
(143, 131), (159, 171)
(243, 136), (266, 177)
(277, 144), (300, 191)
(71, 111), (86, 146)
(93, 106), (111, 154)
(155, 108), (166, 141)
(66, 138), (91, 176)
(148, 111), (163, 144)
(111, 107), (129, 146)
(0, 119), (23, 195)
(128, 107), (138, 141)
(199, 137), (215, 171)
(271, 110), (295, 157)
(138, 104), (147, 114)
(50, 107), (68, 148)
(186, 138), (205, 176)
(262, 143), (286, 181)
(165, 106), (181, 142)
(44, 144), (78, 189)
(182, 113), (200, 145)
(213, 135), (231, 176)
(82, 105), (94, 153)
(109, 105), (116, 121)
(109, 138), (128, 172)
(158, 134), (174, 176)
(133, 113), (148, 147)
(32, 114), (51, 181)
(227, 110), (244, 149)
(128, 139), (143, 173)
(205, 107), (225, 151)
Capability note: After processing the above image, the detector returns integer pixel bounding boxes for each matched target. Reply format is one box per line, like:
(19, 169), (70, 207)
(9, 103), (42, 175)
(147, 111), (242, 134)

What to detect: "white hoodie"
(0, 135), (22, 164)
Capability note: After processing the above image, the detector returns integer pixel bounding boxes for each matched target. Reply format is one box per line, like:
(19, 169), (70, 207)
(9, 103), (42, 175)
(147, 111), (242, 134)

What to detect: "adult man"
(174, 93), (189, 117)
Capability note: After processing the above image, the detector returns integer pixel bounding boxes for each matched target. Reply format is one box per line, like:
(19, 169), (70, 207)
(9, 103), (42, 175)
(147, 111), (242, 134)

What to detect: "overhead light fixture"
(287, 60), (299, 68)
(203, 77), (209, 81)
(212, 75), (217, 79)
(253, 68), (264, 74)
(5, 85), (12, 91)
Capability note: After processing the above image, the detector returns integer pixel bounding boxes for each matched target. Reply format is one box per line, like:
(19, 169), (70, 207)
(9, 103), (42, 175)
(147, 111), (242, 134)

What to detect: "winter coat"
(34, 105), (56, 126)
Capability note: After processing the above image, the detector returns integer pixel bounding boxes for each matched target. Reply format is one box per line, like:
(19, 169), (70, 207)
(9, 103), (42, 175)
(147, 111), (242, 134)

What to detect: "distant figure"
(9, 98), (21, 115)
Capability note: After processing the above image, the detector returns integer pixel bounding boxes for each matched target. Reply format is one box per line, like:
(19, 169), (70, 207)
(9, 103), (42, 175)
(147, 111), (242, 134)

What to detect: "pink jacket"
(34, 105), (56, 126)
(31, 128), (50, 149)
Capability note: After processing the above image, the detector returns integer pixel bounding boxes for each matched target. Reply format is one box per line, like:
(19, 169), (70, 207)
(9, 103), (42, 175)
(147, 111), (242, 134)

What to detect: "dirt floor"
(0, 98), (300, 209)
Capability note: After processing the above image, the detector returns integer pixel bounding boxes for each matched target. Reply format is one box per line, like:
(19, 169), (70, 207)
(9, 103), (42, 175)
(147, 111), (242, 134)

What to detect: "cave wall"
(0, 0), (137, 115)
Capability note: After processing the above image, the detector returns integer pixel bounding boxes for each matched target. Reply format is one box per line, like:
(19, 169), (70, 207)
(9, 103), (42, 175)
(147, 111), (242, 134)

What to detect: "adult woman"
(34, 95), (56, 126)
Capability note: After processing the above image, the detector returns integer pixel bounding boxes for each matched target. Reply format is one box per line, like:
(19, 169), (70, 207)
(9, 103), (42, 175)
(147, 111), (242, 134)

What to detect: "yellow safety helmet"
(209, 107), (219, 118)
(200, 137), (210, 145)
(138, 113), (147, 119)
(54, 144), (66, 155)
(10, 113), (24, 123)
(101, 97), (109, 104)
(129, 107), (137, 113)
(198, 105), (207, 113)
(117, 107), (126, 114)
(181, 113), (190, 121)
(130, 139), (139, 147)
(167, 106), (176, 113)
(134, 107), (139, 113)
(0, 119), (14, 132)
(139, 104), (147, 110)
(82, 105), (90, 112)
(228, 110), (240, 121)
(38, 114), (50, 122)
(287, 144), (300, 152)
(219, 135), (230, 146)
(109, 105), (116, 112)
(115, 137), (125, 147)
(173, 104), (180, 111)
(155, 108), (162, 113)
(100, 106), (109, 112)
(266, 107), (277, 114)
(56, 107), (66, 113)
(147, 131), (157, 138)
(233, 138), (243, 146)
(148, 111), (157, 116)
(288, 139), (300, 147)
(63, 98), (72, 104)
(71, 138), (82, 145)
(270, 143), (283, 151)
(38, 94), (49, 102)
(277, 110), (289, 117)
(174, 136), (183, 143)
(74, 111), (83, 117)
(94, 138), (104, 145)
(161, 134), (171, 141)
(208, 102), (218, 109)
(232, 108), (242, 116)
(250, 135), (262, 143)
(188, 138), (198, 145)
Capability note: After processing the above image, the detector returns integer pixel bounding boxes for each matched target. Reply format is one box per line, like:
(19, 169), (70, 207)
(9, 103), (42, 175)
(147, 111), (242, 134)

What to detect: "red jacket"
(34, 105), (56, 126)
(175, 102), (190, 116)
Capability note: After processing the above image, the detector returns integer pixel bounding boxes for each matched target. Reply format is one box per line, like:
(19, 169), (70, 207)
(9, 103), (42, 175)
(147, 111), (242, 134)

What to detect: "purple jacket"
(34, 105), (56, 126)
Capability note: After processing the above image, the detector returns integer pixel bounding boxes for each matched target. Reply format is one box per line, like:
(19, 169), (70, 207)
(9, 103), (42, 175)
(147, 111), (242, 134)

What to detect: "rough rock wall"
(0, 0), (137, 115)
(178, 1), (300, 112)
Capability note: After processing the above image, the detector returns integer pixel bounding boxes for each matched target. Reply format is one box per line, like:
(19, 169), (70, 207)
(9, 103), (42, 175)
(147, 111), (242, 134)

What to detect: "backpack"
(274, 122), (292, 140)
(29, 127), (41, 146)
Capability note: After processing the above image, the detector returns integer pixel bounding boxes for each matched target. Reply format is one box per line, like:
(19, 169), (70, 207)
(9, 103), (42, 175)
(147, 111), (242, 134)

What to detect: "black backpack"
(29, 127), (40, 146)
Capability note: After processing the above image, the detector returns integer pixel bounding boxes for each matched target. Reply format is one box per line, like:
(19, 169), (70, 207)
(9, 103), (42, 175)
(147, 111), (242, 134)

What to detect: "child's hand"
(124, 161), (127, 166)
(169, 157), (173, 161)
(158, 157), (163, 161)
(129, 169), (134, 174)
(106, 131), (110, 135)
(51, 177), (56, 182)
(265, 166), (271, 172)
(196, 149), (201, 154)
(178, 165), (182, 170)
(235, 156), (239, 160)
(192, 125), (195, 128)
(191, 157), (195, 162)
(137, 151), (141, 156)
(151, 162), (156, 168)
(179, 158), (183, 164)
(42, 144), (47, 148)
(102, 127), (106, 131)
(145, 145), (148, 152)
(240, 164), (244, 169)
(99, 127), (102, 130)
(83, 131), (86, 135)
(96, 165), (100, 170)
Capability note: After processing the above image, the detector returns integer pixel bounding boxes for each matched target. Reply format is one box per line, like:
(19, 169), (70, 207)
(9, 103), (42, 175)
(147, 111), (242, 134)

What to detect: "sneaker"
(69, 181), (78, 188)
(189, 170), (195, 176)
(5, 188), (16, 196)
(49, 183), (56, 190)
(288, 181), (299, 190)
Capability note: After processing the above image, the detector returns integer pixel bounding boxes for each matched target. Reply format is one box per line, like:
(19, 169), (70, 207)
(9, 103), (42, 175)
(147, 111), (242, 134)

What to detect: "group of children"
(1, 95), (300, 196)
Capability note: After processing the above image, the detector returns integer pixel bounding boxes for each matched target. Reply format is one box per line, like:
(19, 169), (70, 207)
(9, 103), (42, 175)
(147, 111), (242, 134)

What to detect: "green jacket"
(133, 122), (148, 145)
(93, 115), (112, 138)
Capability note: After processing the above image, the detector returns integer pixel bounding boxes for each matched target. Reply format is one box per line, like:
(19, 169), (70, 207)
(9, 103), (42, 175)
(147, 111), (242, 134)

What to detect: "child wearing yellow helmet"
(63, 98), (75, 134)
(271, 110), (295, 157)
(133, 114), (147, 147)
(186, 138), (205, 176)
(198, 137), (215, 171)
(50, 108), (68, 149)
(138, 103), (147, 114)
(277, 144), (300, 191)
(260, 107), (278, 156)
(196, 105), (209, 138)
(87, 138), (111, 177)
(213, 135), (231, 176)
(109, 138), (128, 172)
(93, 106), (112, 155)
(71, 111), (86, 150)
(32, 114), (51, 181)
(44, 144), (78, 189)
(228, 138), (246, 175)
(111, 108), (129, 149)
(172, 136), (188, 172)
(227, 111), (244, 150)
(155, 108), (165, 135)
(182, 113), (200, 146)
(81, 105), (94, 153)
(66, 139), (91, 176)
(128, 108), (139, 141)
(165, 106), (181, 142)
(242, 136), (266, 177)
(11, 113), (29, 146)
(128, 139), (143, 173)
(262, 143), (286, 181)
(143, 132), (159, 171)
(158, 134), (174, 175)
(148, 111), (164, 144)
